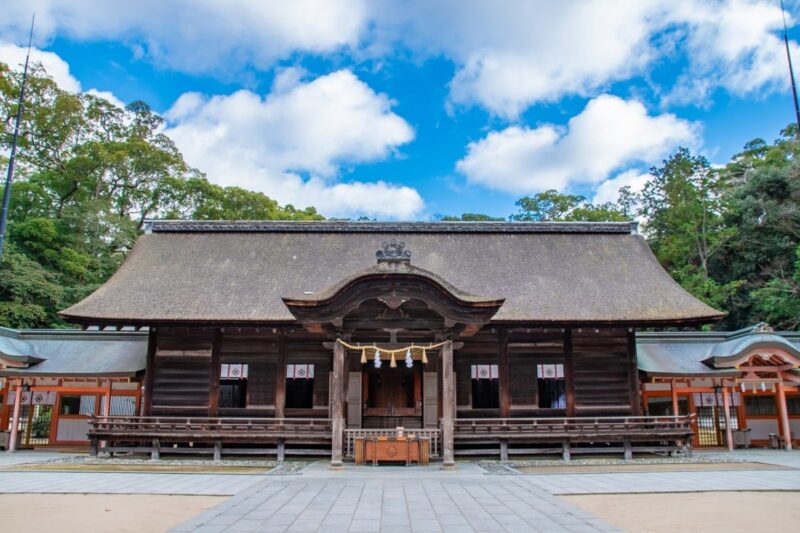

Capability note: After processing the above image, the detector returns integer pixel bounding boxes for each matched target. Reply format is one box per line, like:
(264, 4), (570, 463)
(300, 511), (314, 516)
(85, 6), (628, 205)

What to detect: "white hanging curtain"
(471, 364), (498, 380)
(31, 391), (56, 405)
(286, 364), (315, 379)
(537, 364), (564, 379)
(221, 363), (249, 379)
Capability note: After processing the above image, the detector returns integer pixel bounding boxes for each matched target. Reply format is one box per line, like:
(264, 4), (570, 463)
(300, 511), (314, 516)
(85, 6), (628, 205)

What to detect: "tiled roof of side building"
(0, 327), (147, 377)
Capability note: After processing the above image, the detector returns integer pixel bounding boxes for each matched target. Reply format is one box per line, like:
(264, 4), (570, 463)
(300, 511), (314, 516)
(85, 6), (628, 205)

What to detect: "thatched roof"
(0, 327), (147, 377)
(60, 221), (724, 326)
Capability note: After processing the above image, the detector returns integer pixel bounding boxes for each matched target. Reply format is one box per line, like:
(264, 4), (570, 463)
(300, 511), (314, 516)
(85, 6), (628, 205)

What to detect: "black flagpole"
(780, 0), (800, 138)
(0, 15), (35, 259)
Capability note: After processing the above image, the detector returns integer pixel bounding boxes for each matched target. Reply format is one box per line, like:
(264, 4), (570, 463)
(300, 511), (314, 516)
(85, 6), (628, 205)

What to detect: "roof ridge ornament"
(376, 239), (411, 264)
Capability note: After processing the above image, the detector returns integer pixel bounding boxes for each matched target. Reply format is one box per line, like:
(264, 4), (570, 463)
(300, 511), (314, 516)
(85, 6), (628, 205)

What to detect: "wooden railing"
(89, 416), (332, 439)
(453, 415), (695, 460)
(345, 428), (441, 458)
(454, 415), (694, 439)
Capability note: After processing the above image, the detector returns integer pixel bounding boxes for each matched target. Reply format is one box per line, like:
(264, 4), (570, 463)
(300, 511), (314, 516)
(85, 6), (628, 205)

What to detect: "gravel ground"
(32, 455), (315, 474)
(478, 454), (748, 474)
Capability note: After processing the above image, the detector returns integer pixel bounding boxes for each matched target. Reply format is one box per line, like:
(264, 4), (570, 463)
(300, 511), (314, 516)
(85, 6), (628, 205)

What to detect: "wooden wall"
(144, 325), (640, 419)
(149, 328), (214, 415)
(571, 328), (638, 415)
(147, 327), (331, 417)
(453, 327), (638, 417)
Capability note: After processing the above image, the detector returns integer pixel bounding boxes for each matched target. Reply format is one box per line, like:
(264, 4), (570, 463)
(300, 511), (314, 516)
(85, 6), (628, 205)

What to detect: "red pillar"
(7, 383), (22, 453)
(777, 382), (793, 451)
(722, 386), (733, 452)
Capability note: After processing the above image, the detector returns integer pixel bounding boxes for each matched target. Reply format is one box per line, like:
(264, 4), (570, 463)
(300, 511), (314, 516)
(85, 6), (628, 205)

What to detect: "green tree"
(751, 245), (800, 330)
(0, 60), (325, 328)
(511, 190), (628, 222)
(638, 148), (742, 311)
(439, 213), (505, 221)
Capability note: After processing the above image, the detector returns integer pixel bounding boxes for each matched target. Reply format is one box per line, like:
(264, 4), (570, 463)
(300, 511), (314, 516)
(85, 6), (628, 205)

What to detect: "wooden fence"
(344, 428), (441, 458)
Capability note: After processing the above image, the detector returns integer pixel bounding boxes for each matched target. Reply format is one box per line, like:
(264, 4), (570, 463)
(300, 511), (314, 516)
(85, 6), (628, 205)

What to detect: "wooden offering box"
(355, 436), (430, 466)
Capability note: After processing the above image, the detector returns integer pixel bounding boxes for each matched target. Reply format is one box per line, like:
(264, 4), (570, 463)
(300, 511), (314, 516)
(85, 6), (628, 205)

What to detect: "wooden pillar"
(498, 329), (510, 418)
(7, 383), (22, 453)
(564, 329), (575, 417)
(142, 329), (157, 416)
(208, 329), (222, 416)
(441, 341), (455, 468)
(722, 386), (733, 452)
(671, 381), (679, 416)
(330, 341), (345, 467)
(627, 331), (642, 415)
(275, 333), (286, 419)
(776, 382), (793, 451)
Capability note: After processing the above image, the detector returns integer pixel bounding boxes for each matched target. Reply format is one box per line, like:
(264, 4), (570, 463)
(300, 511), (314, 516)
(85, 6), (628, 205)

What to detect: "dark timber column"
(498, 329), (510, 418)
(208, 329), (222, 416)
(441, 340), (455, 468)
(564, 329), (575, 417)
(142, 329), (158, 416)
(627, 330), (642, 416)
(330, 340), (345, 467)
(275, 333), (286, 419)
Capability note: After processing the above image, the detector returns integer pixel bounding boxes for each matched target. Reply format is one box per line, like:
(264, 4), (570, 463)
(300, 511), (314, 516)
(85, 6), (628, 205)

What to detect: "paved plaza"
(0, 450), (798, 532)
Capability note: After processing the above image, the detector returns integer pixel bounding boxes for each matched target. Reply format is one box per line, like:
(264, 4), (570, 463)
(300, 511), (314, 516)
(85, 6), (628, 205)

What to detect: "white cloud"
(592, 169), (651, 205)
(164, 70), (422, 219)
(456, 95), (698, 193)
(2, 0), (367, 75)
(5, 1), (795, 115)
(85, 88), (125, 108)
(663, 0), (800, 104)
(0, 41), (125, 107)
(377, 0), (800, 116)
(0, 40), (81, 92)
(375, 0), (660, 118)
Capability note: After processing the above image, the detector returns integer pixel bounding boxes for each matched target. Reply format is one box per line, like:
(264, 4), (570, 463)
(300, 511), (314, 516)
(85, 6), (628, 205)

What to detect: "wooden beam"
(275, 333), (286, 419)
(142, 329), (157, 416)
(208, 329), (222, 416)
(330, 341), (345, 467)
(441, 340), (455, 468)
(564, 329), (575, 417)
(498, 329), (510, 418)
(627, 331), (642, 416)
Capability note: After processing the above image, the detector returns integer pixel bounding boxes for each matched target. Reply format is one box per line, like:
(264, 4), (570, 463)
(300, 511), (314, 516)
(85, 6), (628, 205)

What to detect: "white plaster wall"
(746, 419), (779, 440)
(56, 419), (90, 442)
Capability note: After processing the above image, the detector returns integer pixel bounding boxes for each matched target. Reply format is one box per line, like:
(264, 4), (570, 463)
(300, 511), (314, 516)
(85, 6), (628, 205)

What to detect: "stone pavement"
(2, 449), (799, 532)
(519, 468), (800, 494)
(171, 474), (619, 533)
(0, 470), (267, 495)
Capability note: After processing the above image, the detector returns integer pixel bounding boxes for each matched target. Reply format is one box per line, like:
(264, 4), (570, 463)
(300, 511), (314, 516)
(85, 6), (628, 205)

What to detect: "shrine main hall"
(56, 220), (724, 465)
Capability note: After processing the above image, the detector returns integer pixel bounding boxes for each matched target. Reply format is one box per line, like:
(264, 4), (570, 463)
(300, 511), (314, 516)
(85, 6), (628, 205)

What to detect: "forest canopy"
(1, 62), (798, 330)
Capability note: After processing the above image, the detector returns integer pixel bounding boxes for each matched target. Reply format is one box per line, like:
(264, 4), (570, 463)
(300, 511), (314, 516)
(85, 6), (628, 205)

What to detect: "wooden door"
(347, 371), (362, 428)
(423, 371), (438, 428)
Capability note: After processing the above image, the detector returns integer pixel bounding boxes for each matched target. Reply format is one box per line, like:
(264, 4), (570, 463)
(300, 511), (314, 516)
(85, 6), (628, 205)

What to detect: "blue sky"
(1, 1), (799, 219)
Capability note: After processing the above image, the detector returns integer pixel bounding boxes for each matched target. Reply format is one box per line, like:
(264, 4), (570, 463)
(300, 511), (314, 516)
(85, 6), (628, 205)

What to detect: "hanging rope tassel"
(422, 348), (428, 364)
(390, 353), (397, 368)
(360, 348), (367, 364)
